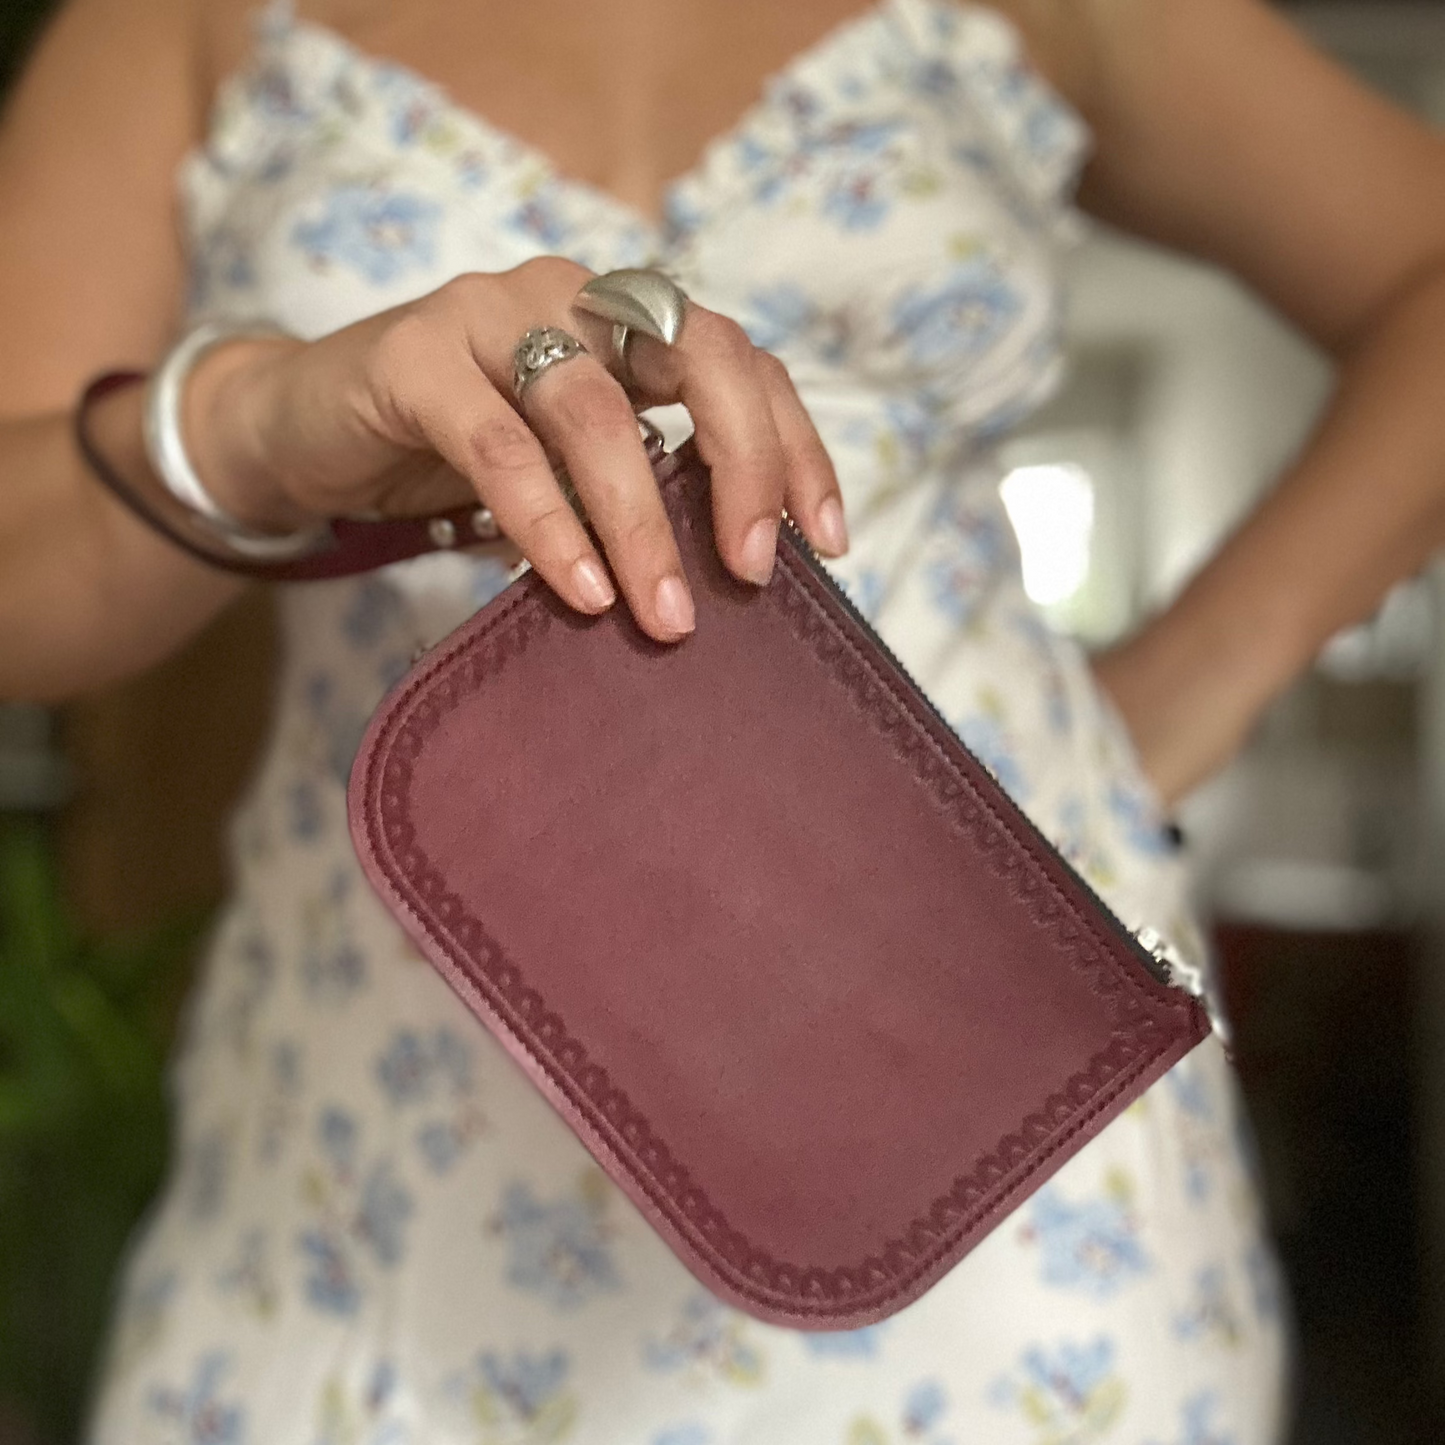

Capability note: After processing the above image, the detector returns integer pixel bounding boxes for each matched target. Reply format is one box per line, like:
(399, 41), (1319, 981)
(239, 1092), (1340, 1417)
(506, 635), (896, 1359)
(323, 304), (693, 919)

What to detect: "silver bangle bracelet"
(143, 320), (326, 561)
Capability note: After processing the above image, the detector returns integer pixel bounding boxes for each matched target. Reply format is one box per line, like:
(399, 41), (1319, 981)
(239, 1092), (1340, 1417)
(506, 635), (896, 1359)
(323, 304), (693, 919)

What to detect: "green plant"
(0, 816), (201, 1445)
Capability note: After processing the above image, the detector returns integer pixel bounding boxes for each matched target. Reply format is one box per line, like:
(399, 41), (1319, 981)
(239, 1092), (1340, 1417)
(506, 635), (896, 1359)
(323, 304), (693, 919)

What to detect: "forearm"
(1096, 262), (1445, 801)
(0, 383), (246, 703)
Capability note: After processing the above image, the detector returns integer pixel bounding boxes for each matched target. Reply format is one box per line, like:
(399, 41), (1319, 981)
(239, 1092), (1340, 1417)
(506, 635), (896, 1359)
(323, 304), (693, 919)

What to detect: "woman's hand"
(184, 256), (848, 642)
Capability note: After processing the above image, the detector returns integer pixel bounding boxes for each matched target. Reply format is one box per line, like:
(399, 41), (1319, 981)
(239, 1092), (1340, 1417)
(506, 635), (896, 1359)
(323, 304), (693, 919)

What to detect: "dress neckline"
(270, 0), (911, 236)
(217, 0), (1082, 246)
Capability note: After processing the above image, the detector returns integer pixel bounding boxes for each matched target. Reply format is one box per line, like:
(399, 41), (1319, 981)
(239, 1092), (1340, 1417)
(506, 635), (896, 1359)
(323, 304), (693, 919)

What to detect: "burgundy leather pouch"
(347, 440), (1210, 1330)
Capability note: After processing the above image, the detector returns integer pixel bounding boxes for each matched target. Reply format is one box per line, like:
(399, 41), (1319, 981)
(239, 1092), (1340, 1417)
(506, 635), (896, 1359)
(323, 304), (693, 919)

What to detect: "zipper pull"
(1133, 924), (1232, 1046)
(1134, 925), (1205, 996)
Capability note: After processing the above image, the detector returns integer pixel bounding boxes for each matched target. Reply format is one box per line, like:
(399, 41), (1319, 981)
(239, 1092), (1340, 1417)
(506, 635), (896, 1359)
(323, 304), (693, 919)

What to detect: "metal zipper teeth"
(776, 514), (1188, 998)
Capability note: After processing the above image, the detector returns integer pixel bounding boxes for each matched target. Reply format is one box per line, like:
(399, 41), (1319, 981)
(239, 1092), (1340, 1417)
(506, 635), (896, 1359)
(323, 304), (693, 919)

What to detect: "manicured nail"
(739, 517), (779, 585)
(655, 574), (695, 636)
(573, 556), (616, 612)
(816, 496), (849, 556)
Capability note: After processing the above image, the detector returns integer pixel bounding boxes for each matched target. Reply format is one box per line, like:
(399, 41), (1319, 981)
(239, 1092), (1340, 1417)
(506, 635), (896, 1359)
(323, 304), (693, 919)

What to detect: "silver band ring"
(573, 269), (689, 392)
(512, 326), (588, 403)
(612, 324), (640, 392)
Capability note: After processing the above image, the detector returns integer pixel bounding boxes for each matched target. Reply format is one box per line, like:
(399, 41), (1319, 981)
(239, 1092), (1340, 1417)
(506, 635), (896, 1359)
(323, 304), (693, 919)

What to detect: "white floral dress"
(87, 2), (1291, 1442)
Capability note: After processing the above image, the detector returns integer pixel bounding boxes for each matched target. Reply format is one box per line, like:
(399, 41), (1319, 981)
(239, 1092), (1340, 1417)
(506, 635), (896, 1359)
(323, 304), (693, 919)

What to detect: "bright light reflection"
(998, 463), (1095, 607)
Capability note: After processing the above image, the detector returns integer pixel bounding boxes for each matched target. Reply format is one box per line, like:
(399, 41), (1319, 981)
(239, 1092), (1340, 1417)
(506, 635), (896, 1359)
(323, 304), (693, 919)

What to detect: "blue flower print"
(644, 1292), (766, 1387)
(319, 1106), (359, 1174)
(313, 1358), (411, 1445)
(1174, 1266), (1244, 1349)
(1008, 612), (1072, 735)
(842, 1377), (954, 1445)
(214, 922), (277, 1052)
(904, 1380), (949, 1434)
(258, 1040), (303, 1165)
(652, 1429), (713, 1445)
(245, 50), (307, 122)
(375, 1031), (433, 1105)
(357, 1162), (413, 1266)
(298, 1109), (415, 1315)
(288, 779), (324, 842)
(921, 488), (1013, 625)
(375, 1028), (473, 1104)
(293, 184), (443, 286)
(300, 872), (367, 1000)
(840, 567), (887, 622)
(381, 76), (475, 161)
(816, 121), (907, 232)
(146, 1351), (246, 1444)
(883, 395), (953, 467)
(188, 230), (256, 310)
(823, 171), (890, 231)
(1106, 778), (1173, 857)
(743, 284), (854, 365)
(955, 712), (1028, 803)
(1166, 1059), (1220, 1202)
(299, 1229), (361, 1315)
(216, 1228), (279, 1319)
(1020, 1182), (1149, 1299)
(1051, 795), (1118, 893)
(299, 672), (375, 787)
(489, 1176), (620, 1310)
(375, 1028), (486, 1174)
(1145, 1390), (1238, 1445)
(442, 1348), (578, 1442)
(988, 1337), (1126, 1440)
(506, 187), (576, 251)
(890, 256), (1022, 369)
(803, 1323), (889, 1360)
(416, 1122), (465, 1173)
(912, 57), (962, 102)
(741, 284), (820, 353)
(341, 579), (408, 649)
(1166, 1058), (1214, 1122)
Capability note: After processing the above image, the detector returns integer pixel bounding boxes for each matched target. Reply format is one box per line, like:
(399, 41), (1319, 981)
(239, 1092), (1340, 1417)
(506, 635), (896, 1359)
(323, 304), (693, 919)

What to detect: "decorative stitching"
(355, 452), (1204, 1321)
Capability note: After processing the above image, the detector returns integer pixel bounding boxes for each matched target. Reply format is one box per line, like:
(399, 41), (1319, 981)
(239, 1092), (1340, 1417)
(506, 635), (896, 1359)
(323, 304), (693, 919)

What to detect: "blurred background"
(3, 0), (1445, 1441)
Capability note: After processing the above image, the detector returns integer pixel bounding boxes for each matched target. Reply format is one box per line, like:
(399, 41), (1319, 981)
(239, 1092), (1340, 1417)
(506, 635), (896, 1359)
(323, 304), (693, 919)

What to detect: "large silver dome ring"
(573, 269), (690, 393)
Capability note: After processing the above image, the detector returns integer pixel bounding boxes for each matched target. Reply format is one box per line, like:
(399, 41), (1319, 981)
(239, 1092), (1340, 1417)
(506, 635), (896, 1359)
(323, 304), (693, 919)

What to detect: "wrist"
(182, 334), (316, 533)
(1091, 579), (1300, 805)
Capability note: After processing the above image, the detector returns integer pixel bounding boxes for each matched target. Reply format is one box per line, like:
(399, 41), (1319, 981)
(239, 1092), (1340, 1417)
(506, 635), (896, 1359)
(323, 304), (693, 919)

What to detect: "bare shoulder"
(998, 0), (1445, 351)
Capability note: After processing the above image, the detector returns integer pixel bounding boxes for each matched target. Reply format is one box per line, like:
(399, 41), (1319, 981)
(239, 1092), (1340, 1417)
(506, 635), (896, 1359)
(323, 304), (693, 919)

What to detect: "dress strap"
(258, 0), (296, 38)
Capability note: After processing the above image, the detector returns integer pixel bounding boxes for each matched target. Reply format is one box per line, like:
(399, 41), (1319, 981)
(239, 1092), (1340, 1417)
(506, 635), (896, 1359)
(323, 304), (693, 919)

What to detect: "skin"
(2, 0), (1445, 809)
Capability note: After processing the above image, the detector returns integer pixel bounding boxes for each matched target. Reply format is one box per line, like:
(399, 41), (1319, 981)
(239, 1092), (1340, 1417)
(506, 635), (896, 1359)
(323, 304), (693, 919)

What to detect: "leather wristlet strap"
(75, 371), (507, 582)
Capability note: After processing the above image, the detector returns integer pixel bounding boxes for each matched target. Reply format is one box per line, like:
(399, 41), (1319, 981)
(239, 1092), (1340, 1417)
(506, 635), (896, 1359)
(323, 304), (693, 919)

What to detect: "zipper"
(776, 513), (1208, 1009)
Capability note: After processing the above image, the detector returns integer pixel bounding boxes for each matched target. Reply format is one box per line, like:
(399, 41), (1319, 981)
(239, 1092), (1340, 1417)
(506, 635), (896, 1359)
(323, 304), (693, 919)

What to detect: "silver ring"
(512, 326), (588, 403)
(573, 269), (689, 391)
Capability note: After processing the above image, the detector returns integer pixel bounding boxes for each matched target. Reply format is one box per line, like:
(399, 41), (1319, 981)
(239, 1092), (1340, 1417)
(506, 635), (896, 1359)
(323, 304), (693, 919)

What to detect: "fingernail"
(739, 517), (779, 585)
(655, 574), (695, 636)
(573, 556), (616, 612)
(816, 496), (849, 556)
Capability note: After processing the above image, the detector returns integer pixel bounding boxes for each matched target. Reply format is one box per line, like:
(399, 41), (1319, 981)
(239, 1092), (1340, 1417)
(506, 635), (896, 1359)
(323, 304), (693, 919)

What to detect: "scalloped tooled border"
(358, 464), (1203, 1321)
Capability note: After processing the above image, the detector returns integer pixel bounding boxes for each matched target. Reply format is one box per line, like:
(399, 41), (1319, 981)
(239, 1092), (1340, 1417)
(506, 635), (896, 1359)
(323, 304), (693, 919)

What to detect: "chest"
(291, 0), (879, 222)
